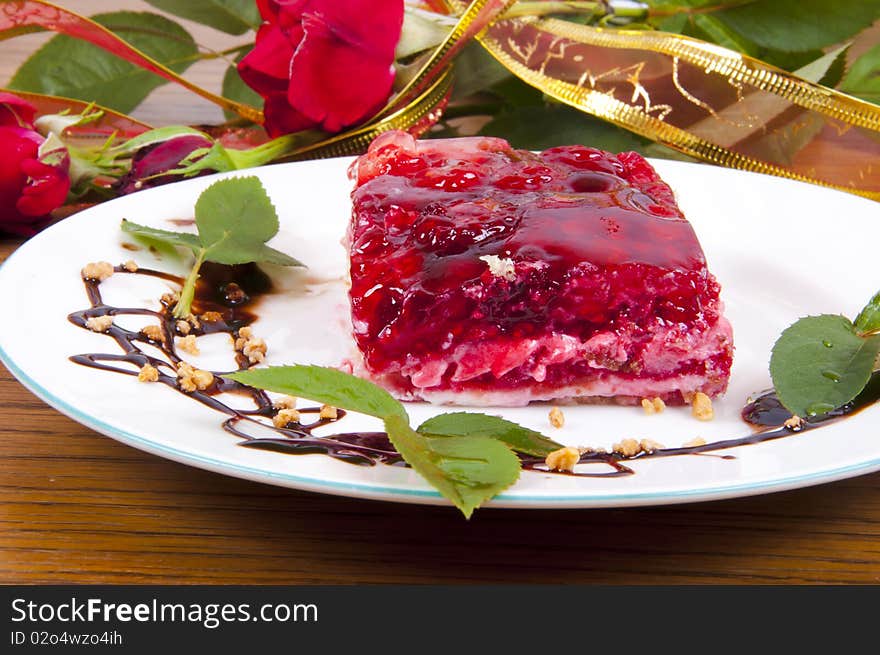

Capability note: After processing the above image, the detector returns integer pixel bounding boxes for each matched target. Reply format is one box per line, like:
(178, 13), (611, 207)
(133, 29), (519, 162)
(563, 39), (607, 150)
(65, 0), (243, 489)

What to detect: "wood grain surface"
(2, 1), (879, 585)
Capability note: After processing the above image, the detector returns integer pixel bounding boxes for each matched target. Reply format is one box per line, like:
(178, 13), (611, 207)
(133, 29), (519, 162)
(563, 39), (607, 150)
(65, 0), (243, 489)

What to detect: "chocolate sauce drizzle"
(68, 264), (880, 477)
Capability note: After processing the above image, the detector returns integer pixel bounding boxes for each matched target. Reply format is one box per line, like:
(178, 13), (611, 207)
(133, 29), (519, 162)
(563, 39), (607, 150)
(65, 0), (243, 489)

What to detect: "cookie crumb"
(235, 327), (267, 365)
(641, 397), (666, 414)
(85, 315), (113, 332)
(81, 261), (114, 281)
(192, 368), (213, 390)
(273, 408), (301, 428)
(691, 391), (714, 421)
(545, 447), (580, 472)
(137, 364), (159, 383)
(243, 338), (267, 364)
(682, 436), (707, 448)
(273, 396), (297, 410)
(548, 406), (565, 428)
(319, 404), (338, 420)
(612, 438), (641, 457)
(160, 291), (180, 307)
(140, 324), (165, 343)
(123, 260), (138, 272)
(175, 320), (191, 336)
(639, 438), (665, 453)
(176, 362), (213, 392)
(784, 415), (804, 431)
(177, 334), (200, 356)
(201, 311), (223, 323)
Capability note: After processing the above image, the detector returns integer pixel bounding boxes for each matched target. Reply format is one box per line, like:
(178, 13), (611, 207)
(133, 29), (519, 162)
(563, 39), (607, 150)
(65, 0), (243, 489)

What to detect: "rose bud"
(0, 93), (71, 236)
(238, 0), (404, 137)
(0, 91), (37, 128)
(114, 134), (214, 195)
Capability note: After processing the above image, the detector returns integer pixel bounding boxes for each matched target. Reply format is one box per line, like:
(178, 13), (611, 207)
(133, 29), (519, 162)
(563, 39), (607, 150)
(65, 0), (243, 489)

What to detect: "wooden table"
(3, 2), (880, 585)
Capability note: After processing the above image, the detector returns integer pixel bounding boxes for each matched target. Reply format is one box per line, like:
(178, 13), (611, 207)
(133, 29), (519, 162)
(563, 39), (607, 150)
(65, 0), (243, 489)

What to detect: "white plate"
(2, 157), (879, 509)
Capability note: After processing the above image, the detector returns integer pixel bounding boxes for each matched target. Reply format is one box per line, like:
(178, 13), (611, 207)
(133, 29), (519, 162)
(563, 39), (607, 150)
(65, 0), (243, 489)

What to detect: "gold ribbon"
(6, 0), (878, 200)
(444, 1), (880, 200)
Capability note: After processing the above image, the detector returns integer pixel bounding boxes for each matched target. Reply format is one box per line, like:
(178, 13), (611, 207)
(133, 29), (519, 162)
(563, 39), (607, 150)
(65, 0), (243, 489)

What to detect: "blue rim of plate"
(2, 279), (880, 507)
(2, 173), (880, 508)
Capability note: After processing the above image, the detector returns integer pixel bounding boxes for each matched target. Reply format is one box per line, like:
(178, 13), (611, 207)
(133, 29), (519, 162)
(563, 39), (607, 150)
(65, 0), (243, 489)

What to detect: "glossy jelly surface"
(349, 131), (727, 395)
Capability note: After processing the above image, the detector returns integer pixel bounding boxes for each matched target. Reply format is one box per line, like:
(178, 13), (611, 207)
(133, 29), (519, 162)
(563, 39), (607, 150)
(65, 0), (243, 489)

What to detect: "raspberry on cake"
(347, 130), (733, 406)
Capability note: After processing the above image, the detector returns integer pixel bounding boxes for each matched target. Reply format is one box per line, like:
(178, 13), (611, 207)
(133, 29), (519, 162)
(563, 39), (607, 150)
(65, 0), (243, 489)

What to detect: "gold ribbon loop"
(447, 1), (880, 200)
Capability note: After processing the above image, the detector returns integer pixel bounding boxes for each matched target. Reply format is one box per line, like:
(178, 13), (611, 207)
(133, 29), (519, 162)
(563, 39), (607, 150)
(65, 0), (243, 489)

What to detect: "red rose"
(238, 0), (404, 137)
(0, 91), (37, 128)
(0, 95), (70, 236)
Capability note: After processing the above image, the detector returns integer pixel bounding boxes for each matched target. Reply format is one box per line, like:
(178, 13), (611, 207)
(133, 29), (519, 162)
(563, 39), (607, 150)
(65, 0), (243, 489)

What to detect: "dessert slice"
(347, 130), (733, 406)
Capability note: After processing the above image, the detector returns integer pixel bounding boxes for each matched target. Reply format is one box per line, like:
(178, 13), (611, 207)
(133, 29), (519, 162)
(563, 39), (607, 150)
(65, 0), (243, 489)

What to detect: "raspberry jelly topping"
(349, 131), (719, 379)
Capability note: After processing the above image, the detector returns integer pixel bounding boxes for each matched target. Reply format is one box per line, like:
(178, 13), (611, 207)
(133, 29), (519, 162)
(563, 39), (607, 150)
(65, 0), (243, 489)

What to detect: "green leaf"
(770, 314), (880, 418)
(793, 45), (849, 87)
(757, 48), (826, 73)
(479, 104), (647, 152)
(713, 0), (880, 52)
(690, 14), (760, 56)
(451, 42), (517, 101)
(227, 364), (525, 516)
(854, 290), (880, 336)
(226, 365), (407, 421)
(9, 12), (199, 114)
(384, 415), (520, 518)
(121, 218), (201, 252)
(645, 0), (718, 8)
(488, 75), (545, 108)
(221, 57), (263, 121)
(194, 176), (281, 265)
(254, 244), (304, 267)
(418, 412), (563, 457)
(143, 0), (261, 35)
(841, 44), (880, 105)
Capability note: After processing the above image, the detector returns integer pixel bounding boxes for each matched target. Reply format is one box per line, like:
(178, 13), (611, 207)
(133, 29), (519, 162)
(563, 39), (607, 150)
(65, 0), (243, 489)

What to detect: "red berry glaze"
(348, 131), (733, 406)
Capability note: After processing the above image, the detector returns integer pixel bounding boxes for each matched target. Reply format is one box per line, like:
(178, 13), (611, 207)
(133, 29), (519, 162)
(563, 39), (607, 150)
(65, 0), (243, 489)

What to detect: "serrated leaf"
(418, 412), (563, 457)
(226, 365), (407, 421)
(451, 42), (516, 101)
(653, 13), (689, 34)
(690, 14), (760, 56)
(713, 0), (880, 52)
(121, 219), (201, 252)
(854, 290), (880, 336)
(770, 314), (880, 418)
(479, 104), (647, 152)
(757, 48), (826, 73)
(793, 45), (849, 87)
(385, 415), (520, 518)
(9, 12), (198, 114)
(841, 44), (880, 105)
(255, 244), (304, 267)
(489, 75), (545, 108)
(195, 176), (280, 264)
(143, 0), (260, 35)
(645, 0), (717, 8)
